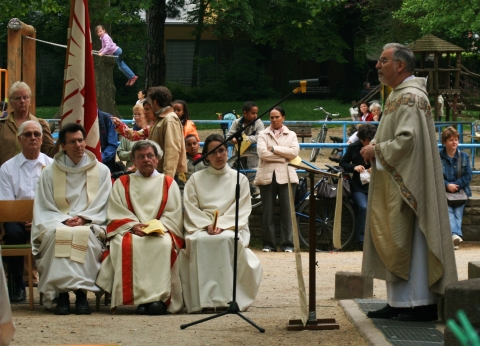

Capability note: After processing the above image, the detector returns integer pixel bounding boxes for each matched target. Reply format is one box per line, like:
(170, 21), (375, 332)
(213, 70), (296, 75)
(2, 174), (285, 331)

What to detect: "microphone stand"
(180, 82), (309, 333)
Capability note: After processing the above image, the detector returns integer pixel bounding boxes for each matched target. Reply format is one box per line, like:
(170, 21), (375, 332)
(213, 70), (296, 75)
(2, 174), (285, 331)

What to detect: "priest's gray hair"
(17, 120), (43, 136)
(383, 43), (415, 73)
(131, 140), (163, 160)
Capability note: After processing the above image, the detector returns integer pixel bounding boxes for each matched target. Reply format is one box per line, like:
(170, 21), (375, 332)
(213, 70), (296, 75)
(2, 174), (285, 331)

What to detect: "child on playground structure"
(172, 100), (199, 141)
(95, 25), (138, 87)
(227, 101), (265, 196)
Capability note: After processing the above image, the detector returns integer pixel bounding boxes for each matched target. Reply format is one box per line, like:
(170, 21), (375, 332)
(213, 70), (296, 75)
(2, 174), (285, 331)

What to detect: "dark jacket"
(98, 110), (119, 173)
(439, 148), (472, 197)
(339, 140), (371, 194)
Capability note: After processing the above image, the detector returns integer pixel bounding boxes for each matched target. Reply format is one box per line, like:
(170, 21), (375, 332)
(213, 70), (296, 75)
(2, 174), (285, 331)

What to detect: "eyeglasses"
(135, 153), (156, 160)
(66, 138), (85, 145)
(208, 148), (227, 156)
(21, 131), (42, 138)
(12, 95), (30, 101)
(377, 58), (402, 65)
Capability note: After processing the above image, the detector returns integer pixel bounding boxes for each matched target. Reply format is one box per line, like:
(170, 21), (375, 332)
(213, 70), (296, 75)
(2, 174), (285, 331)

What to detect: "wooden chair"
(0, 200), (35, 310)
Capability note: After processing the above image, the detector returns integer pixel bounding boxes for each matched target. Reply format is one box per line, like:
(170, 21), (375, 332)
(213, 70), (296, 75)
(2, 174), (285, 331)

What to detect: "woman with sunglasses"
(179, 134), (262, 313)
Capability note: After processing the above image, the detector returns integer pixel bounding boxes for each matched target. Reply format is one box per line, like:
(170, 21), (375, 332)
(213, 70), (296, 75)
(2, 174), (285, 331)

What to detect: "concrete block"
(468, 262), (480, 279)
(444, 327), (462, 346)
(334, 271), (373, 299)
(444, 278), (480, 326)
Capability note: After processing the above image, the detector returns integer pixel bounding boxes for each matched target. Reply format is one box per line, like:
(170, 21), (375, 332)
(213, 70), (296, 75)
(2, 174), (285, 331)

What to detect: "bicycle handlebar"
(325, 164), (342, 173)
(314, 107), (340, 117)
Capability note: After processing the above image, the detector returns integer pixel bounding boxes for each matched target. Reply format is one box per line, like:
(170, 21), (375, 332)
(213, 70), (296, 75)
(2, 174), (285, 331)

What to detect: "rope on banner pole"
(22, 35), (117, 58)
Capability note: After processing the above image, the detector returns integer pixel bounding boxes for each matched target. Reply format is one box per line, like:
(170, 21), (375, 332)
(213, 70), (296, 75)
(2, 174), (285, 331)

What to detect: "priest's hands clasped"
(207, 225), (223, 235)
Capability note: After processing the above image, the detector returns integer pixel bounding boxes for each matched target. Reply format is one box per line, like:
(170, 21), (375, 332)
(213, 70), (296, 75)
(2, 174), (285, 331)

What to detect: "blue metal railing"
(45, 119), (480, 173)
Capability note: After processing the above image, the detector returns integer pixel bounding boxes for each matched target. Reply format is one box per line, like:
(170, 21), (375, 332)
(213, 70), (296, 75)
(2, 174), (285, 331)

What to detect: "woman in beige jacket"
(254, 106), (299, 252)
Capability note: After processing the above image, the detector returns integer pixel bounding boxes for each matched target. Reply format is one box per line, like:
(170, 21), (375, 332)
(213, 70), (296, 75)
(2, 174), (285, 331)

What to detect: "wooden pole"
(7, 18), (36, 115)
(23, 31), (36, 114)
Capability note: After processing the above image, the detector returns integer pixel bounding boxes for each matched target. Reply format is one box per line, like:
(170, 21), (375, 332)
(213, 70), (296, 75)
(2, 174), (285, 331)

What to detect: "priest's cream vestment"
(362, 78), (457, 305)
(96, 171), (184, 313)
(32, 150), (111, 309)
(179, 165), (262, 313)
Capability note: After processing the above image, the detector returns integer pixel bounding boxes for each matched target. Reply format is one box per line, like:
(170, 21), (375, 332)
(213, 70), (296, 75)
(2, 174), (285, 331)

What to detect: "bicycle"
(295, 164), (356, 252)
(310, 107), (340, 162)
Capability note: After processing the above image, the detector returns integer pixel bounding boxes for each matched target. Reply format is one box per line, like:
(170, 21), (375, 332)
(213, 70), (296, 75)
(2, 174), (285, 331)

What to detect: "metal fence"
(45, 119), (480, 174)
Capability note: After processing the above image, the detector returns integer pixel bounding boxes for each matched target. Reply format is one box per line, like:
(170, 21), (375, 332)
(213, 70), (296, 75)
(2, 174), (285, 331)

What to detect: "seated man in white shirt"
(0, 121), (53, 303)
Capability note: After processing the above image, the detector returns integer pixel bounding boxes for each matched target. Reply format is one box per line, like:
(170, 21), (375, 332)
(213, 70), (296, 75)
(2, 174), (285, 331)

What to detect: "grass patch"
(34, 98), (353, 130)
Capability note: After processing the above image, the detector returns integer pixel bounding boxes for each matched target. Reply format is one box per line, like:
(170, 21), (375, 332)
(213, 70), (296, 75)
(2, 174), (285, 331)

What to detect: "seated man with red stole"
(96, 140), (184, 315)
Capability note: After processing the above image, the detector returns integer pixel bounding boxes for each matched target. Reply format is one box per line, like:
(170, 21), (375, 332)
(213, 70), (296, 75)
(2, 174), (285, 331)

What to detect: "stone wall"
(462, 186), (480, 241)
(248, 185), (480, 245)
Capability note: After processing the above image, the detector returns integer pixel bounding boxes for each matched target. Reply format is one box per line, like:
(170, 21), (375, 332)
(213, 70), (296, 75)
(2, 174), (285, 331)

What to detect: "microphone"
(288, 78), (320, 87)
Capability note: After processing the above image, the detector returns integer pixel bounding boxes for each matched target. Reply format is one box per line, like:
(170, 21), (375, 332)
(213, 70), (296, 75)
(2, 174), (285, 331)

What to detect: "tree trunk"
(146, 0), (167, 88)
(191, 0), (207, 88)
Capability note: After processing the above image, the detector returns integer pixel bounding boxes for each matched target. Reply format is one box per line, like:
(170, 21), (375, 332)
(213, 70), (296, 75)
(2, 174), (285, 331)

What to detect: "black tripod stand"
(180, 79), (318, 333)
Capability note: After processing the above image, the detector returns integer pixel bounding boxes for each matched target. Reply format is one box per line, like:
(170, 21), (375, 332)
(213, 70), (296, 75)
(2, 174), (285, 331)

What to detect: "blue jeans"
(351, 191), (368, 242)
(448, 204), (465, 238)
(113, 47), (135, 80)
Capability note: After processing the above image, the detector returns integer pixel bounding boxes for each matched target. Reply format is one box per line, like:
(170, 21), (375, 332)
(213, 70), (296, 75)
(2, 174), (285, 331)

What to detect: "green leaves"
(394, 0), (480, 37)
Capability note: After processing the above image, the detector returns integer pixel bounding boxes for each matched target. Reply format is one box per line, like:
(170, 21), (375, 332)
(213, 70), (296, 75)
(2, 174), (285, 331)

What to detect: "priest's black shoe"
(54, 293), (71, 315)
(74, 290), (91, 315)
(136, 303), (149, 315)
(148, 301), (167, 315)
(367, 304), (407, 319)
(10, 284), (26, 303)
(75, 298), (92, 315)
(397, 304), (438, 322)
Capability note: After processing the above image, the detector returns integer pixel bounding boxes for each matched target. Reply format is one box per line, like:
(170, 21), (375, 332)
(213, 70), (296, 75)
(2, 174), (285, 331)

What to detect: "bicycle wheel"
(227, 152), (262, 209)
(310, 129), (327, 162)
(296, 196), (356, 251)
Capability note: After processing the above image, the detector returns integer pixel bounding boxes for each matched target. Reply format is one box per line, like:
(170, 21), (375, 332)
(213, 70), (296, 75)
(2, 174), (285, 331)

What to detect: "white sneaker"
(452, 235), (463, 247)
(262, 248), (272, 252)
(284, 249), (293, 253)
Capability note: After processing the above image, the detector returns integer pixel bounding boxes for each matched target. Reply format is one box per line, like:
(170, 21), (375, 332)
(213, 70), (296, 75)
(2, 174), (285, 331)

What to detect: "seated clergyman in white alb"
(96, 140), (184, 315)
(179, 134), (262, 313)
(32, 123), (112, 315)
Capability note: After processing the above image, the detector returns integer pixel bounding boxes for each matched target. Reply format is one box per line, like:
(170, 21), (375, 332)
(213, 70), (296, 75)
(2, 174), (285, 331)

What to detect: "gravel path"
(9, 244), (478, 345)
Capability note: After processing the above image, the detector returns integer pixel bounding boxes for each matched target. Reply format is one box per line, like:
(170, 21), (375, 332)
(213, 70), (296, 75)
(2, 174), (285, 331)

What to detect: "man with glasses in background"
(32, 123), (111, 315)
(0, 81), (56, 167)
(360, 43), (457, 322)
(0, 121), (53, 303)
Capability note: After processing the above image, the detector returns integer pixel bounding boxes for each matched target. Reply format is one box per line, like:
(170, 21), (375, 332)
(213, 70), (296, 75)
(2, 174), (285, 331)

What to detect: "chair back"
(0, 200), (34, 222)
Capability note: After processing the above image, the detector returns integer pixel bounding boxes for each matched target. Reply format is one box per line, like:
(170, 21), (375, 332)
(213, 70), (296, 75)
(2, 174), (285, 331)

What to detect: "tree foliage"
(394, 0), (480, 38)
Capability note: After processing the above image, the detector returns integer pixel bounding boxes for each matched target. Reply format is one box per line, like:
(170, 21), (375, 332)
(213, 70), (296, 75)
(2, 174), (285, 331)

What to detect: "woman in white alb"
(179, 134), (263, 313)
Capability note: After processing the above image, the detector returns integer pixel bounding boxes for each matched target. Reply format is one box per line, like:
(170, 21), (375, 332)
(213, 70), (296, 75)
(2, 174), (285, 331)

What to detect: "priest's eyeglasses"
(208, 148), (227, 156)
(12, 95), (30, 101)
(136, 153), (156, 160)
(21, 131), (42, 138)
(377, 58), (402, 65)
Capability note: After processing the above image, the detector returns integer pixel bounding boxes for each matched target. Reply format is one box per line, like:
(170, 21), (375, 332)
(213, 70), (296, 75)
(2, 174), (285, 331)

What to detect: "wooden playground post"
(7, 18), (36, 114)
